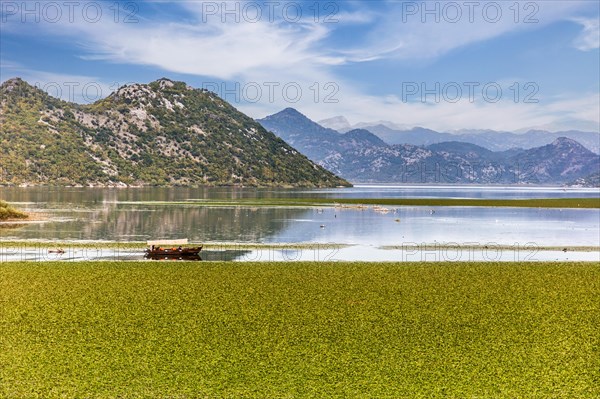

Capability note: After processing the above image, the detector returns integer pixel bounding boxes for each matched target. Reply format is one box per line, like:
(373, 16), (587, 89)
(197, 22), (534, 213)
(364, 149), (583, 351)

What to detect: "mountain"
(348, 124), (600, 154)
(569, 171), (600, 187)
(259, 110), (387, 164)
(317, 115), (351, 131)
(324, 120), (411, 132)
(352, 121), (411, 131)
(0, 78), (350, 187)
(258, 109), (600, 184)
(258, 108), (341, 161)
(510, 138), (600, 184)
(339, 129), (388, 148)
(364, 125), (455, 147)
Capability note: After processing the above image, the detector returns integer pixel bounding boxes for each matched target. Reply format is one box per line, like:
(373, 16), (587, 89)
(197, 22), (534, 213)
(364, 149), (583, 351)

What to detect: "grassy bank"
(1, 262), (598, 398)
(122, 197), (600, 209)
(0, 200), (28, 221)
(314, 197), (600, 209)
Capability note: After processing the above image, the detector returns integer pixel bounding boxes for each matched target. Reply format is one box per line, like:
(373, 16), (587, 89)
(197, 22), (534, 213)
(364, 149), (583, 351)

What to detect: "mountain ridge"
(258, 109), (600, 186)
(318, 117), (599, 154)
(0, 78), (350, 187)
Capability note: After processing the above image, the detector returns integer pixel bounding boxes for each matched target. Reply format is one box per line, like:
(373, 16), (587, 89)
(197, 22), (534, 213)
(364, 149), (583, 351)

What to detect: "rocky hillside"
(258, 109), (600, 184)
(569, 171), (600, 187)
(510, 138), (599, 184)
(0, 78), (350, 187)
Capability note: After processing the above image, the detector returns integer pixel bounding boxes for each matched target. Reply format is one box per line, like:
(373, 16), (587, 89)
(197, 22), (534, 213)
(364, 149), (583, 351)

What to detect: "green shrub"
(0, 200), (28, 220)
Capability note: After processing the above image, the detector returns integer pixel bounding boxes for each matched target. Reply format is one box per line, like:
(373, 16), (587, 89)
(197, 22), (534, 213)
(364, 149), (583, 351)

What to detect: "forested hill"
(0, 78), (350, 188)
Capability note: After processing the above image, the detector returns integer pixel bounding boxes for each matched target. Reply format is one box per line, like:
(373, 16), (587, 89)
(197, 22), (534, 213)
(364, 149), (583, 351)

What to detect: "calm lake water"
(1, 185), (599, 262)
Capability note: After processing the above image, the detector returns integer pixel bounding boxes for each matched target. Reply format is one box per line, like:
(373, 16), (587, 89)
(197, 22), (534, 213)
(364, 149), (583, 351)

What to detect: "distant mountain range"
(259, 108), (600, 185)
(0, 78), (349, 187)
(318, 118), (600, 154)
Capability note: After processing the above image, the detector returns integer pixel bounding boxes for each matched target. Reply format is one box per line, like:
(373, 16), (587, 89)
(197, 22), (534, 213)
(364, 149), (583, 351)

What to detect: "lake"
(1, 185), (599, 262)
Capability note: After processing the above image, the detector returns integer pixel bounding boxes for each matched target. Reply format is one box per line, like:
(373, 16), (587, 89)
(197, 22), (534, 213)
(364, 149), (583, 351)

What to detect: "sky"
(1, 0), (599, 132)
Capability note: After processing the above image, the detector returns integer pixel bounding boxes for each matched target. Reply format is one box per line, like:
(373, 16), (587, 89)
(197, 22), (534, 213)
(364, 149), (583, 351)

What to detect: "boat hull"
(144, 246), (203, 259)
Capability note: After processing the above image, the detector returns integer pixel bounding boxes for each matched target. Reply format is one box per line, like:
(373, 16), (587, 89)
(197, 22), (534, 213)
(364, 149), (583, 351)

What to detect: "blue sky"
(1, 0), (599, 131)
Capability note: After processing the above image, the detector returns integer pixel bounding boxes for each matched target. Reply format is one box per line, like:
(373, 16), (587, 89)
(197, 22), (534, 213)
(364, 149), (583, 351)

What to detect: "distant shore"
(109, 197), (600, 209)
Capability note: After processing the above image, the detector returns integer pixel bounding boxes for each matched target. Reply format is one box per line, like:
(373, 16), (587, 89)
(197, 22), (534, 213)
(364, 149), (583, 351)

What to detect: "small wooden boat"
(146, 253), (202, 261)
(144, 239), (202, 259)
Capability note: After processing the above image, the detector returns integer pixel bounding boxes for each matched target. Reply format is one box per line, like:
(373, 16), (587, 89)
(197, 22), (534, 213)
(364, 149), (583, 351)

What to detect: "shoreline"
(0, 240), (598, 253)
(110, 197), (600, 209)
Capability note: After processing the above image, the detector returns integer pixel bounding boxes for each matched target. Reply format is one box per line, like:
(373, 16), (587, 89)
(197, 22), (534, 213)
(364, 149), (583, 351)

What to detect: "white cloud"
(2, 1), (598, 131)
(46, 1), (337, 82)
(1, 1), (339, 81)
(572, 17), (600, 51)
(340, 1), (594, 62)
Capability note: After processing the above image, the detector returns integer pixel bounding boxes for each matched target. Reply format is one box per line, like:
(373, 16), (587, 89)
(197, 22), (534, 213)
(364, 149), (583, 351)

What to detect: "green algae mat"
(1, 262), (598, 398)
